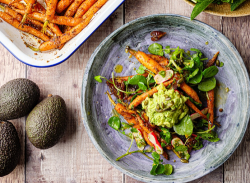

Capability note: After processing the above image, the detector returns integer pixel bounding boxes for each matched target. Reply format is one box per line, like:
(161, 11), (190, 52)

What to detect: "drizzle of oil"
(215, 82), (229, 108)
(114, 65), (123, 73)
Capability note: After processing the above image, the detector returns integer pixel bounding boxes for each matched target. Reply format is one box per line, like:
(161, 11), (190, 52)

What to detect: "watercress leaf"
(202, 66), (219, 78)
(148, 43), (164, 56)
(160, 128), (172, 144)
(122, 122), (132, 129)
(198, 77), (216, 91)
(150, 164), (158, 175)
(188, 68), (199, 79)
(192, 139), (203, 150)
(94, 75), (103, 83)
(189, 70), (203, 84)
(191, 0), (215, 20)
(231, 0), (246, 11)
(219, 62), (224, 67)
(198, 131), (220, 142)
(175, 145), (188, 152)
(108, 116), (121, 130)
(155, 164), (165, 175)
(165, 46), (171, 54)
(161, 142), (166, 148)
(131, 128), (138, 133)
(152, 152), (160, 160)
(129, 75), (147, 85)
(190, 48), (201, 53)
(173, 115), (193, 136)
(138, 82), (147, 91)
(164, 164), (173, 175)
(153, 159), (159, 165)
(183, 59), (194, 69)
(136, 65), (146, 74)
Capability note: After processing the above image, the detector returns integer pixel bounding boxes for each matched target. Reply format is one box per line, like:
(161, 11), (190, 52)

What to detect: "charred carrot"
(147, 54), (169, 67)
(0, 12), (49, 41)
(13, 9), (83, 26)
(207, 89), (214, 129)
(136, 114), (152, 134)
(20, 0), (36, 25)
(115, 104), (138, 125)
(180, 82), (202, 104)
(206, 52), (219, 68)
(56, 0), (75, 14)
(129, 79), (174, 109)
(43, 0), (58, 33)
(65, 0), (86, 17)
(126, 47), (166, 74)
(186, 100), (207, 120)
(74, 0), (97, 18)
(39, 0), (108, 51)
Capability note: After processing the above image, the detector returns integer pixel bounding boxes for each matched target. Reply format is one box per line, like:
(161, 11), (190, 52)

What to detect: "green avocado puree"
(142, 84), (189, 128)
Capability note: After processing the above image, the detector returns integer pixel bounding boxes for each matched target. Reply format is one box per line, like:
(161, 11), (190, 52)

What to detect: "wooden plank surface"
(0, 45), (26, 183)
(0, 0), (250, 182)
(124, 0), (223, 182)
(222, 16), (250, 183)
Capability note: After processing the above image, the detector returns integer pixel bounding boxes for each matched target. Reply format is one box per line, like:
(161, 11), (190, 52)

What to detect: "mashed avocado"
(142, 84), (189, 128)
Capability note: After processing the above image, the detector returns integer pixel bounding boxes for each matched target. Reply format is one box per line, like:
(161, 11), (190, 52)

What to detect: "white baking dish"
(0, 0), (125, 67)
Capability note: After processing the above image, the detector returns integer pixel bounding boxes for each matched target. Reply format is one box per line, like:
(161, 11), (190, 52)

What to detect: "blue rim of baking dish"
(0, 0), (125, 68)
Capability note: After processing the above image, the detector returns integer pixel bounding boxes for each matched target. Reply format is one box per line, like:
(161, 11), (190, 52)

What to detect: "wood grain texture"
(0, 44), (26, 183)
(24, 6), (124, 183)
(124, 0), (223, 182)
(222, 16), (250, 183)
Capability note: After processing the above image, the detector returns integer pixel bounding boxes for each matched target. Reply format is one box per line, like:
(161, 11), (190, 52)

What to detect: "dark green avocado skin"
(0, 121), (21, 177)
(0, 78), (40, 120)
(26, 95), (67, 149)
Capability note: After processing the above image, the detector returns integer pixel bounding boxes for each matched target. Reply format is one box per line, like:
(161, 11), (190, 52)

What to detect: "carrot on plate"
(180, 82), (202, 104)
(207, 89), (214, 129)
(127, 47), (166, 74)
(0, 11), (50, 41)
(206, 51), (219, 68)
(128, 79), (174, 109)
(185, 99), (207, 120)
(147, 54), (169, 67)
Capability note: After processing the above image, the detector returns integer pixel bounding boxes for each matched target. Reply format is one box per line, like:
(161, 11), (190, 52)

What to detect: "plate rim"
(81, 14), (250, 183)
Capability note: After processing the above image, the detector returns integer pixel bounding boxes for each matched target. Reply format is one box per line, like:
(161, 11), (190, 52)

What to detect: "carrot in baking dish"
(20, 0), (36, 25)
(207, 89), (214, 129)
(127, 47), (166, 74)
(56, 0), (75, 14)
(42, 0), (58, 33)
(38, 0), (108, 51)
(74, 0), (97, 18)
(128, 79), (174, 109)
(0, 11), (49, 41)
(65, 0), (86, 17)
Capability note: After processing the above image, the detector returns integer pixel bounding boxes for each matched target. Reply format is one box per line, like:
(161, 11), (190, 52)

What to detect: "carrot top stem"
(42, 20), (49, 34)
(20, 13), (27, 25)
(106, 91), (116, 106)
(24, 42), (40, 52)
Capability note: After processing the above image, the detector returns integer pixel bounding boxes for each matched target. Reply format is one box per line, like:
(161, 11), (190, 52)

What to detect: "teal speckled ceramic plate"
(81, 14), (250, 183)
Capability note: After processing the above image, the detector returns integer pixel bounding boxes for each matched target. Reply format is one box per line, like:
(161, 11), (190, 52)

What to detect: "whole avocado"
(0, 78), (40, 120)
(26, 95), (67, 149)
(0, 121), (21, 177)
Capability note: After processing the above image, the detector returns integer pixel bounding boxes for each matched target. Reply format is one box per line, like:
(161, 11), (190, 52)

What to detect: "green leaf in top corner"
(191, 0), (215, 20)
(94, 75), (103, 83)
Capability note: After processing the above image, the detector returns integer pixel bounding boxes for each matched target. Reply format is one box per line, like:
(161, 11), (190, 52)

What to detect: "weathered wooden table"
(2, 0), (250, 182)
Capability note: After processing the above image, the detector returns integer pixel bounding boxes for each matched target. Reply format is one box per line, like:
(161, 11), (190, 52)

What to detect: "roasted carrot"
(207, 89), (214, 129)
(129, 79), (174, 109)
(186, 99), (208, 120)
(115, 104), (138, 125)
(0, 5), (54, 37)
(33, 2), (46, 13)
(147, 54), (169, 67)
(206, 52), (219, 68)
(136, 114), (152, 134)
(180, 82), (202, 104)
(20, 0), (36, 25)
(56, 0), (75, 14)
(13, 9), (83, 26)
(142, 130), (154, 147)
(39, 0), (108, 51)
(74, 0), (97, 18)
(127, 47), (166, 74)
(43, 0), (58, 33)
(0, 12), (49, 41)
(0, 0), (25, 10)
(65, 0), (86, 17)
